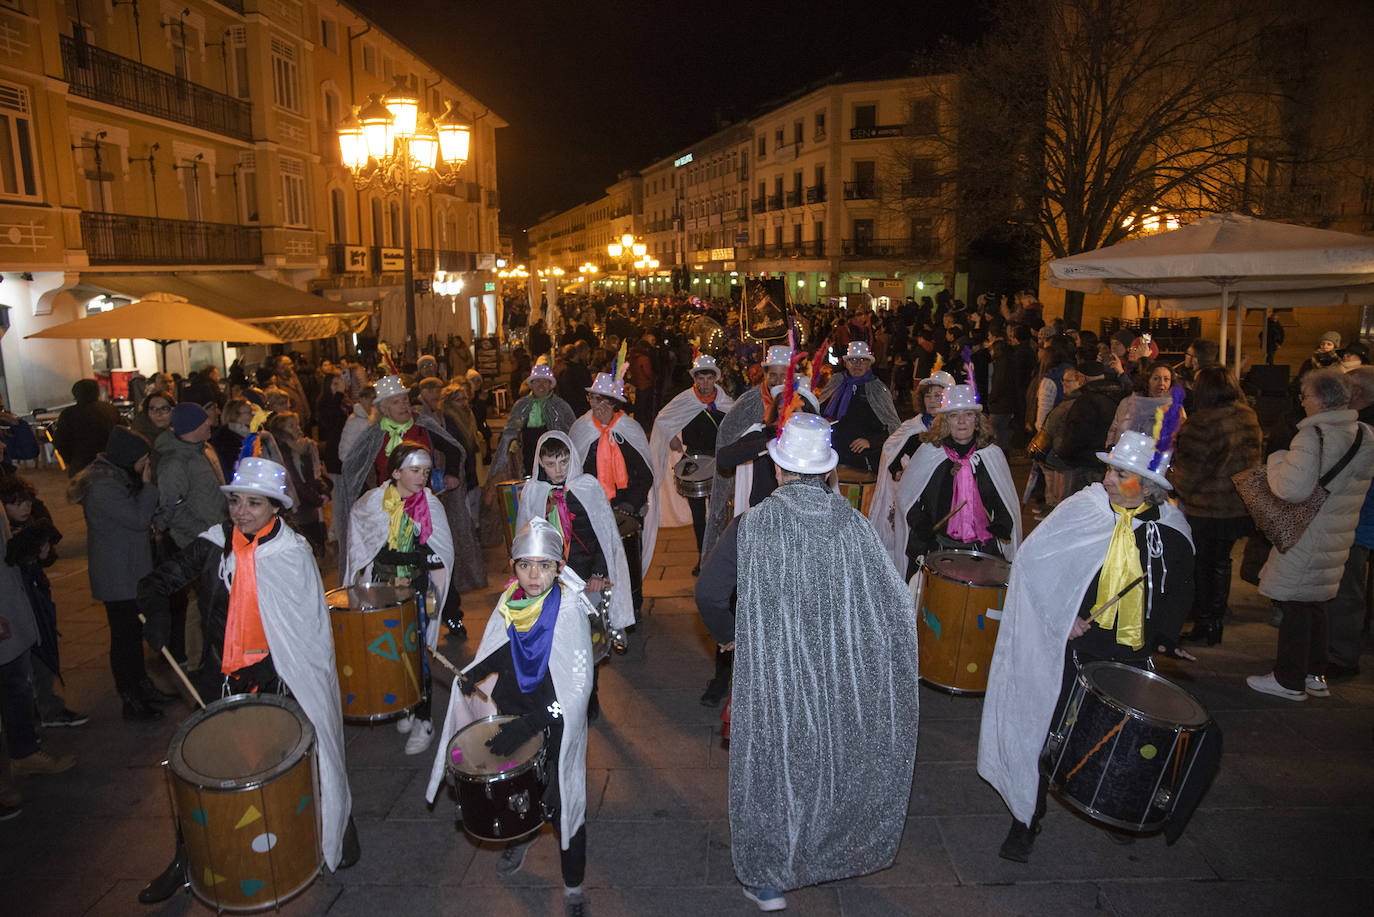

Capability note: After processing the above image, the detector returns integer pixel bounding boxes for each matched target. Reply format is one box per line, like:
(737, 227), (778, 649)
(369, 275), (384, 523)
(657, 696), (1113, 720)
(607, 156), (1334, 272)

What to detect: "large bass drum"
(1043, 661), (1212, 831)
(167, 694), (321, 912)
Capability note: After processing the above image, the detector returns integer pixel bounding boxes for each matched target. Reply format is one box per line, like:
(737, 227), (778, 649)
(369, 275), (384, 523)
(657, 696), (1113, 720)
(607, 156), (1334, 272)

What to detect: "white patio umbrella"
(1047, 213), (1374, 369)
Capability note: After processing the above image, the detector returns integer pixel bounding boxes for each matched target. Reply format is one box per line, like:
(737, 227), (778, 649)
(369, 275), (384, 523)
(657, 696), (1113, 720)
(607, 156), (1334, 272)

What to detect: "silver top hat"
(767, 413), (839, 474)
(220, 457), (294, 510)
(1096, 430), (1173, 490)
(586, 372), (627, 402)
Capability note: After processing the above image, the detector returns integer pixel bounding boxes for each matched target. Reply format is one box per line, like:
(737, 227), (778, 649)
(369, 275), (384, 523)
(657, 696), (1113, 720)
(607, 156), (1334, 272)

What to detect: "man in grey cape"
(696, 413), (920, 912)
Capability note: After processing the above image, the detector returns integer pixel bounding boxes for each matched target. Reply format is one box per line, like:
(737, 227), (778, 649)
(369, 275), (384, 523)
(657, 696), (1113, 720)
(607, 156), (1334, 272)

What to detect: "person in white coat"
(426, 517), (595, 917)
(1249, 368), (1374, 701)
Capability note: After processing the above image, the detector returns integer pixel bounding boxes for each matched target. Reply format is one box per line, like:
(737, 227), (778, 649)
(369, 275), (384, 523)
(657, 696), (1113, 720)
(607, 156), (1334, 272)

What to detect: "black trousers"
(622, 530), (643, 614)
(688, 495), (708, 555)
(1188, 515), (1251, 624)
(1274, 599), (1327, 690)
(104, 599), (150, 695)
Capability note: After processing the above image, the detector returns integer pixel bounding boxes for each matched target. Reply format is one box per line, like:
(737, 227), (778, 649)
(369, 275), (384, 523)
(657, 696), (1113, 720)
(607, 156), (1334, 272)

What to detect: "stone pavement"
(2, 464), (1372, 916)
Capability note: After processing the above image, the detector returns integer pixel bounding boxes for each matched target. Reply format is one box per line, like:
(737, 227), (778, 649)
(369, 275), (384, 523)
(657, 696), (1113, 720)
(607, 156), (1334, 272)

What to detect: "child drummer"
(426, 517), (594, 917)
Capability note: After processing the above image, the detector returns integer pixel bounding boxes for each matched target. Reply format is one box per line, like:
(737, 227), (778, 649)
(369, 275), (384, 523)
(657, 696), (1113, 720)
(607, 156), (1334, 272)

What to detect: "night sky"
(345, 0), (990, 244)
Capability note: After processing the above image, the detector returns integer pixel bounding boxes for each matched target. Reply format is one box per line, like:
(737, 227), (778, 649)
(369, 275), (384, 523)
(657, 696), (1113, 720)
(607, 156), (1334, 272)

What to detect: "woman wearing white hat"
(978, 429), (1200, 865)
(136, 458), (357, 902)
(895, 384), (1021, 579)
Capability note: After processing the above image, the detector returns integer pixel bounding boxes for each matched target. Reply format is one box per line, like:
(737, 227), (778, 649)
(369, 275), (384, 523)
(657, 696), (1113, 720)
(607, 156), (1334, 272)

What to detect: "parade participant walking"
(896, 384), (1021, 579)
(344, 443), (454, 754)
(818, 341), (900, 474)
(978, 428), (1197, 864)
(426, 517), (596, 917)
(696, 414), (919, 912)
(136, 458), (358, 903)
(644, 354), (734, 571)
(570, 371), (654, 616)
(488, 362), (577, 483)
(870, 370), (954, 556)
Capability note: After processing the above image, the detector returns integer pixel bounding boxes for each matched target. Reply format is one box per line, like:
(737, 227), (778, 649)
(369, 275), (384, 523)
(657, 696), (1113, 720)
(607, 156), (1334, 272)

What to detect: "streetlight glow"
(383, 79), (420, 139)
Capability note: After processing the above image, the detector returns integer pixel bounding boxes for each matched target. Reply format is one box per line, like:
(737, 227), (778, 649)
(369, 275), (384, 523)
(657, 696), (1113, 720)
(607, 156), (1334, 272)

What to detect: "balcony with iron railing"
(785, 189), (802, 207)
(842, 237), (937, 259)
(755, 241), (825, 259)
(82, 211), (261, 265)
(60, 35), (253, 142)
(767, 194), (783, 210)
(844, 180), (877, 200)
(806, 185), (827, 203)
(751, 197), (765, 213)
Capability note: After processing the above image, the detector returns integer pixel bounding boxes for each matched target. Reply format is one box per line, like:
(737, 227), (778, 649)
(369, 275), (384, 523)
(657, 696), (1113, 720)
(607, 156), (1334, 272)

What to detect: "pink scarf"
(402, 490), (433, 543)
(943, 445), (993, 544)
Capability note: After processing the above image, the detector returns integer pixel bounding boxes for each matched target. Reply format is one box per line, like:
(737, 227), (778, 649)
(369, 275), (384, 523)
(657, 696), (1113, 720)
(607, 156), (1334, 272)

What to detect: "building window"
(909, 97), (938, 134)
(179, 157), (203, 222)
(815, 110), (826, 139)
(370, 197), (384, 244)
(76, 132), (111, 212)
(229, 27), (251, 99)
(758, 135), (766, 157)
(362, 44), (377, 75)
(238, 152), (258, 223)
(270, 37), (302, 113)
(330, 187), (347, 243)
(320, 17), (339, 52)
(280, 155), (307, 227)
(774, 128), (783, 149)
(793, 121), (803, 146)
(854, 104), (877, 130)
(0, 82), (40, 201)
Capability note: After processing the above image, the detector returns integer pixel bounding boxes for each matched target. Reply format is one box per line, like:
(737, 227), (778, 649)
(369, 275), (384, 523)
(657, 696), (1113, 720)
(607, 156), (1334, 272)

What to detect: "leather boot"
(700, 647), (733, 707)
(121, 692), (165, 722)
(139, 677), (179, 705)
(138, 843), (189, 904)
(998, 816), (1041, 863)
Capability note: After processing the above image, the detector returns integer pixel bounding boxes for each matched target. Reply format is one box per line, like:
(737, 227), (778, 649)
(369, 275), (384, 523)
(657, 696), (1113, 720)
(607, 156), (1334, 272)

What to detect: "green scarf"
(528, 394), (550, 428)
(379, 416), (414, 455)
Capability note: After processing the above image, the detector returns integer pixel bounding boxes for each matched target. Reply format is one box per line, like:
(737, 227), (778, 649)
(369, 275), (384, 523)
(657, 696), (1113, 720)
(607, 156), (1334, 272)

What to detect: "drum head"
(1083, 662), (1209, 728)
(925, 550), (1010, 587)
(327, 582), (412, 611)
(836, 466), (877, 484)
(674, 454), (715, 482)
(171, 694), (314, 787)
(448, 715), (543, 779)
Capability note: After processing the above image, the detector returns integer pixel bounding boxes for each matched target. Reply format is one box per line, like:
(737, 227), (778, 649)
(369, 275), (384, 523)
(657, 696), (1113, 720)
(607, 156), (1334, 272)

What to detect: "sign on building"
(380, 248), (405, 271)
(343, 245), (369, 272)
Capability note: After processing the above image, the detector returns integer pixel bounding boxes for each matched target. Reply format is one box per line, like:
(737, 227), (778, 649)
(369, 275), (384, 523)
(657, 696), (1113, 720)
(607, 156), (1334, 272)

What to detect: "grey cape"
(817, 373), (901, 433)
(336, 415), (485, 592)
(730, 482), (920, 890)
(487, 393), (577, 482)
(700, 385), (765, 564)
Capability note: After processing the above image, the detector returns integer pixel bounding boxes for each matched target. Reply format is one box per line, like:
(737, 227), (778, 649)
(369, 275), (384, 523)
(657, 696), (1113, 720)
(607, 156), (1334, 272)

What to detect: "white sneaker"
(1305, 674), (1331, 698)
(404, 720), (435, 755)
(1246, 672), (1307, 701)
(395, 712), (415, 734)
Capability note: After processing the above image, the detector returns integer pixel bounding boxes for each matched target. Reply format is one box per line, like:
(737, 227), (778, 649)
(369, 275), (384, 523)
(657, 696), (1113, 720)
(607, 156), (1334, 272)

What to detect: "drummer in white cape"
(869, 370), (954, 555)
(644, 353), (734, 575)
(135, 458), (357, 904)
(344, 443), (455, 755)
(977, 430), (1197, 863)
(426, 517), (596, 917)
(895, 383), (1022, 580)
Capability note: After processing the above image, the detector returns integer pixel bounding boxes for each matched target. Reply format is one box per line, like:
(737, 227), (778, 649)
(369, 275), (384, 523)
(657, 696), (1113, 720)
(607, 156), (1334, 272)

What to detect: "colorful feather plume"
(961, 345), (976, 393)
(377, 341), (399, 377)
(809, 337), (829, 390)
(613, 340), (629, 383)
(1148, 385), (1186, 472)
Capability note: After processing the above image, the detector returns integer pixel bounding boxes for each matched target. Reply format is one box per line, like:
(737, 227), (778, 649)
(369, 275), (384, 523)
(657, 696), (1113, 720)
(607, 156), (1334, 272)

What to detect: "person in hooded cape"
(699, 344), (794, 567)
(569, 372), (654, 616)
(337, 374), (483, 633)
(426, 517), (595, 916)
(977, 428), (1205, 864)
(895, 384), (1022, 580)
(818, 340), (900, 474)
(870, 370), (954, 556)
(135, 458), (357, 904)
(696, 414), (919, 911)
(487, 362), (577, 483)
(516, 431), (635, 635)
(644, 354), (735, 574)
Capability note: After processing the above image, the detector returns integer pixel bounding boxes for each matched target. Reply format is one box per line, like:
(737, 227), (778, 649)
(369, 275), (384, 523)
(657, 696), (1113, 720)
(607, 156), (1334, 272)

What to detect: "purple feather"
(1149, 385), (1186, 472)
(961, 345), (977, 396)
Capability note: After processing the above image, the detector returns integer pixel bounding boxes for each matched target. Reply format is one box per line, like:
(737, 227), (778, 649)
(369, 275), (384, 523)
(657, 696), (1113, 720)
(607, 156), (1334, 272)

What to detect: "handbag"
(1232, 426), (1364, 553)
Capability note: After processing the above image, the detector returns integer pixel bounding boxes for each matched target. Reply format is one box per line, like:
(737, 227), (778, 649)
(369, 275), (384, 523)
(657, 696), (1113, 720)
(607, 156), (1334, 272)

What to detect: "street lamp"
(338, 79), (472, 354)
(608, 233), (649, 294)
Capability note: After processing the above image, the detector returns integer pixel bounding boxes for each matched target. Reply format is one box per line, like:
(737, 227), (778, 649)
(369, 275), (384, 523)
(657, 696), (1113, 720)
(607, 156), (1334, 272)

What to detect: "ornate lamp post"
(338, 81), (471, 353)
(607, 232), (648, 294)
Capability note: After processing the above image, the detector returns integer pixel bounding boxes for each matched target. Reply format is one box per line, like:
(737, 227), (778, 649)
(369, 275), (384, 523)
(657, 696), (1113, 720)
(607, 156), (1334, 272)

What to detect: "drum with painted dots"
(326, 583), (422, 722)
(167, 694), (320, 912)
(445, 714), (549, 842)
(1043, 661), (1211, 831)
(916, 549), (1009, 694)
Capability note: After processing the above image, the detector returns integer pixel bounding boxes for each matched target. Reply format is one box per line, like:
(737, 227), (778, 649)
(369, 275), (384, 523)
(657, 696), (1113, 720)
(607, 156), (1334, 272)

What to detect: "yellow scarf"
(382, 484), (416, 552)
(1094, 503), (1149, 650)
(496, 581), (552, 633)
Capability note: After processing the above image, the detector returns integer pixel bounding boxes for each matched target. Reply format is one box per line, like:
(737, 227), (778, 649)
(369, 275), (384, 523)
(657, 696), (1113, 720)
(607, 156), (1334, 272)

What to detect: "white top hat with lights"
(921, 370), (956, 389)
(528, 363), (555, 385)
(586, 372), (627, 402)
(763, 345), (794, 368)
(937, 383), (983, 413)
(374, 374), (408, 402)
(770, 381), (819, 410)
(1096, 430), (1173, 490)
(220, 457), (295, 510)
(844, 341), (874, 361)
(767, 413), (839, 474)
(690, 354), (720, 376)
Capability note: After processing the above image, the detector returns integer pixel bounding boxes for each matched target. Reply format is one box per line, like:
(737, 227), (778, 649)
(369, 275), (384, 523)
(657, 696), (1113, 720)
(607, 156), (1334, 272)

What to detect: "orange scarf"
(693, 387), (716, 405)
(760, 382), (775, 421)
(593, 412), (629, 499)
(222, 524), (271, 675)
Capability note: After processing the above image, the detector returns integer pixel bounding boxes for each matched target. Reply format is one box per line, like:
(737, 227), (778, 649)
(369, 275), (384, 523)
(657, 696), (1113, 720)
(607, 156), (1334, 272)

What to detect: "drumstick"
(1086, 576), (1146, 623)
(932, 500), (968, 533)
(426, 645), (491, 703)
(137, 613), (206, 709)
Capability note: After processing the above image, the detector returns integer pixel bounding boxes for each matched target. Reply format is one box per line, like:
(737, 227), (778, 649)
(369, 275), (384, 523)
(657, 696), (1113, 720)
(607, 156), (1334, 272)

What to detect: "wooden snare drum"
(168, 694), (320, 912)
(326, 583), (422, 722)
(836, 466), (878, 516)
(496, 478), (529, 548)
(917, 549), (1009, 694)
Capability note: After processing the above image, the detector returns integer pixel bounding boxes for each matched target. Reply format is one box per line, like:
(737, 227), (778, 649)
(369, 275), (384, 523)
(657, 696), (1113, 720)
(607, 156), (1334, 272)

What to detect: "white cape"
(568, 413), (655, 576)
(893, 441), (1022, 574)
(517, 431), (635, 631)
(344, 484), (455, 649)
(644, 384), (735, 567)
(975, 485), (1191, 825)
(870, 417), (930, 556)
(425, 568), (595, 849)
(201, 523), (352, 870)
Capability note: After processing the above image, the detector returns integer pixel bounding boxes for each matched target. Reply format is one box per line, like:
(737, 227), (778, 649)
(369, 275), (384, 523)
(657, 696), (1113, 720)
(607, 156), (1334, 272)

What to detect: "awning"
(79, 271), (373, 342)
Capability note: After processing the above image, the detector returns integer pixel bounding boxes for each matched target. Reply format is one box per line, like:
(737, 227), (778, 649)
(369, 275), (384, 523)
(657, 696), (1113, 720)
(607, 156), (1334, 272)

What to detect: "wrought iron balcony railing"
(806, 185), (826, 203)
(844, 180), (877, 200)
(842, 237), (938, 259)
(81, 211), (261, 265)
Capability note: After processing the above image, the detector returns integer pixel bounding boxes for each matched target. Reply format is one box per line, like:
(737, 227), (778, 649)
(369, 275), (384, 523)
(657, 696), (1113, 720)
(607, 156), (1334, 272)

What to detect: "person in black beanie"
(68, 427), (176, 720)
